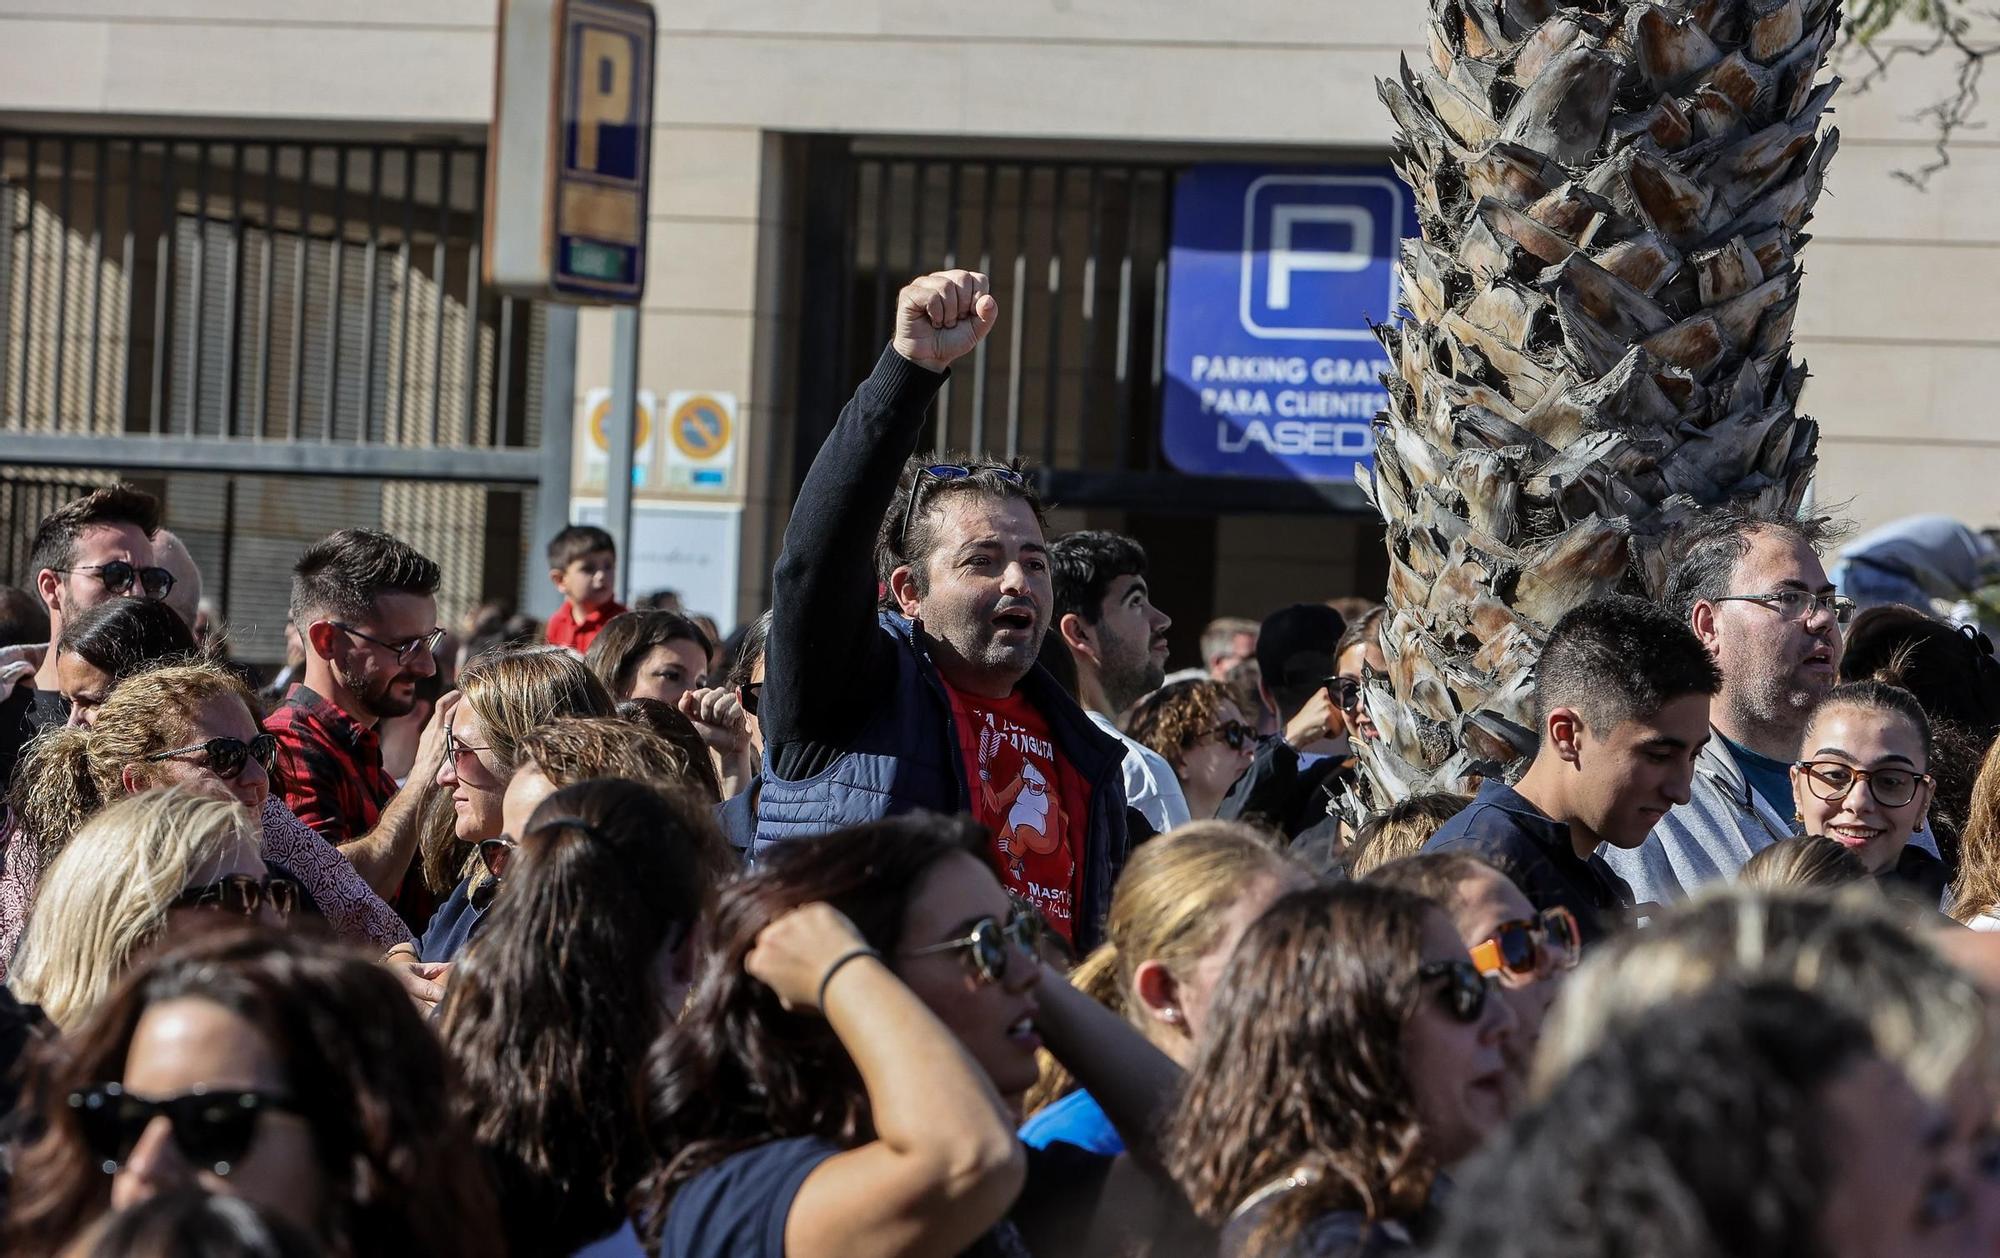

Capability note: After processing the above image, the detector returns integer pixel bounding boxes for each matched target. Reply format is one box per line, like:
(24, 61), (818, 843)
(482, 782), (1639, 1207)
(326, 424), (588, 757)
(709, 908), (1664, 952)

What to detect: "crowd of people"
(0, 268), (1999, 1256)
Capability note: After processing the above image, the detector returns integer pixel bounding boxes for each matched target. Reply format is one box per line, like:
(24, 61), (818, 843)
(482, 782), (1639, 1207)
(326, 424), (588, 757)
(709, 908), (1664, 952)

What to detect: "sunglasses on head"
(69, 1082), (300, 1176)
(1469, 907), (1581, 980)
(173, 873), (299, 921)
(143, 733), (278, 781)
(55, 561), (176, 601)
(906, 907), (1044, 985)
(898, 463), (1028, 554)
(1418, 959), (1494, 1024)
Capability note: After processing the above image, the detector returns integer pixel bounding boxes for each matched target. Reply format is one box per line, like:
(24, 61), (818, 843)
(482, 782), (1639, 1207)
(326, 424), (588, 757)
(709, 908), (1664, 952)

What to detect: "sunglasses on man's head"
(173, 873), (299, 921)
(905, 908), (1045, 985)
(54, 560), (176, 601)
(69, 1083), (300, 1176)
(143, 733), (278, 781)
(898, 463), (1028, 554)
(1418, 959), (1495, 1024)
(1469, 907), (1581, 980)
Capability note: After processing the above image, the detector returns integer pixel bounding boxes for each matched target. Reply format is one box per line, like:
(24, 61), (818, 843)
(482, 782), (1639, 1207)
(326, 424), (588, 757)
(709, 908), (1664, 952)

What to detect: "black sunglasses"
(739, 680), (763, 717)
(1194, 719), (1255, 751)
(173, 873), (299, 920)
(478, 834), (518, 881)
(906, 908), (1044, 985)
(69, 1083), (301, 1176)
(143, 733), (278, 781)
(1332, 677), (1364, 712)
(1418, 959), (1494, 1024)
(332, 622), (446, 664)
(55, 561), (176, 600)
(898, 464), (1028, 555)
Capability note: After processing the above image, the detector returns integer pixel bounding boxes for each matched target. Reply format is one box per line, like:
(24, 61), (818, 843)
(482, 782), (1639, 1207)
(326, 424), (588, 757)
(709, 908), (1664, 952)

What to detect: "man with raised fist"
(756, 270), (1133, 951)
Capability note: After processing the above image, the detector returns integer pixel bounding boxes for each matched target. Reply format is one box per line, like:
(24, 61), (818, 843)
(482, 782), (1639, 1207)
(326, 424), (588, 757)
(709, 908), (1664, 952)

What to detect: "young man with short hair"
(24, 484), (166, 729)
(544, 524), (625, 653)
(1425, 594), (1722, 946)
(267, 528), (447, 906)
(1050, 530), (1189, 834)
(757, 269), (1132, 949)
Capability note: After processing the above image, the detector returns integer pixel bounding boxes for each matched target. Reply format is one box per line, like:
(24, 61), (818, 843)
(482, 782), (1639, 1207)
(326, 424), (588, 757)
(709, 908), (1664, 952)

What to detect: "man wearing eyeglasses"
(22, 484), (166, 732)
(267, 529), (450, 913)
(1602, 508), (1942, 906)
(756, 270), (1134, 951)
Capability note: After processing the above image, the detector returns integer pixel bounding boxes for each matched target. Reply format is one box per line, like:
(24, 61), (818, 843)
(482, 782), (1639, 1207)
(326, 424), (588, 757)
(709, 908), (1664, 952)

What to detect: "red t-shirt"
(942, 682), (1092, 944)
(545, 599), (626, 654)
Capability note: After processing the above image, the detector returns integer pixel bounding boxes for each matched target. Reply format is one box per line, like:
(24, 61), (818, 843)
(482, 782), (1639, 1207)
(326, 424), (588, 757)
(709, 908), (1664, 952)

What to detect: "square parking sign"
(1162, 164), (1418, 483)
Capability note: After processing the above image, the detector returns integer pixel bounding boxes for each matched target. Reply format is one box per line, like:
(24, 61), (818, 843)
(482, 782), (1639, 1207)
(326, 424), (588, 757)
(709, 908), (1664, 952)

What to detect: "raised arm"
(746, 902), (1024, 1258)
(1030, 962), (1182, 1172)
(762, 272), (998, 759)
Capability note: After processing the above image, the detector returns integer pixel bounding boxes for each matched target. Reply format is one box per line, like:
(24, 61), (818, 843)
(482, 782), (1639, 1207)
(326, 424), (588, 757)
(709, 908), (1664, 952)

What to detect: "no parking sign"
(662, 391), (737, 492)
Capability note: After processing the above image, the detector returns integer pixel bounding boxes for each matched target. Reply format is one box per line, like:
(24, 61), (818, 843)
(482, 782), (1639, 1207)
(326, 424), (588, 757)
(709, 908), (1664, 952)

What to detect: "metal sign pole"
(530, 304), (579, 620)
(605, 305), (640, 598)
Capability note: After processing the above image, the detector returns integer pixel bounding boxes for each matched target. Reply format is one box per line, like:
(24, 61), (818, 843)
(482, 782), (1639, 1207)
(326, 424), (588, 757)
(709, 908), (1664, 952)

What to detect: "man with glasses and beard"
(756, 270), (1132, 951)
(267, 529), (450, 915)
(1050, 530), (1189, 834)
(21, 484), (167, 733)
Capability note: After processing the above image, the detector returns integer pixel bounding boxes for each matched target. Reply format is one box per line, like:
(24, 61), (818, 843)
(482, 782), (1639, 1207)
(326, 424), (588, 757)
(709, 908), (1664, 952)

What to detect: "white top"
(1970, 911), (2000, 934)
(1088, 710), (1193, 834)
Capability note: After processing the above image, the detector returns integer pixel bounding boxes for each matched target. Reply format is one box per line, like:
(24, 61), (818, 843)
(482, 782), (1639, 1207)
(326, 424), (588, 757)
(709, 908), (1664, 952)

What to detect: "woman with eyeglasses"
(9, 786), (293, 1031)
(638, 812), (1185, 1258)
(4, 661), (409, 965)
(1366, 853), (1575, 1112)
(1167, 881), (1516, 1257)
(439, 777), (724, 1256)
(3, 929), (503, 1256)
(1788, 680), (1947, 899)
(1128, 679), (1259, 823)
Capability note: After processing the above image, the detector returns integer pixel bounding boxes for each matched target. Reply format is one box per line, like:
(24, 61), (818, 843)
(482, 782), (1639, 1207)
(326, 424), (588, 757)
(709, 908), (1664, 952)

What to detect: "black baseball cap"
(1255, 603), (1348, 698)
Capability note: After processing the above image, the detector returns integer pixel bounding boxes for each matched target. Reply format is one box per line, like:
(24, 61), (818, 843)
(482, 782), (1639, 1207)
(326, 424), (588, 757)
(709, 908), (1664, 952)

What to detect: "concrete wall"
(1, 0), (1993, 610)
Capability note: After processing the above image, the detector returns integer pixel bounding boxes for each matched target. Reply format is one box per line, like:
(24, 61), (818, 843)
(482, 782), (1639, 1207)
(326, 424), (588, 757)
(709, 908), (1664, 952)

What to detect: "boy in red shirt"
(543, 524), (626, 653)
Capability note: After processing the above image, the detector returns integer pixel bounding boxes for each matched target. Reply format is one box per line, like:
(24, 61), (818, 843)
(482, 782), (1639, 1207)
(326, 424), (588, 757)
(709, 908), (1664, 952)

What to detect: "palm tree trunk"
(1358, 0), (1838, 802)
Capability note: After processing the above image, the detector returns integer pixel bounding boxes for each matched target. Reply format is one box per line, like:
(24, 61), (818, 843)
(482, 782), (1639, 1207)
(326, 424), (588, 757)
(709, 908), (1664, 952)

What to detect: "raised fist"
(893, 270), (1000, 374)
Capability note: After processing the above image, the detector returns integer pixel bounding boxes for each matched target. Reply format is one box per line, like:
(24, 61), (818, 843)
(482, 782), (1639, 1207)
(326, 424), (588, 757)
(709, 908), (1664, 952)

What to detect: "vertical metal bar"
(1079, 167), (1102, 463)
(323, 146), (346, 441)
(1004, 166), (1028, 460)
(871, 161), (891, 352)
(121, 140), (138, 433)
(51, 138), (72, 431)
(460, 146), (485, 446)
(0, 136), (15, 430)
(186, 141), (208, 436)
(531, 305), (579, 621)
(150, 140), (171, 435)
(395, 147), (416, 440)
(606, 306), (640, 593)
(494, 297), (515, 443)
(219, 476), (236, 625)
(87, 139), (107, 432)
(288, 144), (310, 441)
(1113, 168), (1137, 467)
(18, 136), (39, 429)
(429, 145), (450, 446)
(1041, 167), (1064, 467)
(1150, 171), (1169, 472)
(969, 164), (994, 455)
(255, 143), (275, 439)
(360, 147), (381, 444)
(936, 161), (961, 451)
(221, 143), (243, 439)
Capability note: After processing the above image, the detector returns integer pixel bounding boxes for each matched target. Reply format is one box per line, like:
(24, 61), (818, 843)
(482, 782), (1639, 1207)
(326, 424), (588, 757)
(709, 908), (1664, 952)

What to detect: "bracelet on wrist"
(817, 946), (882, 1011)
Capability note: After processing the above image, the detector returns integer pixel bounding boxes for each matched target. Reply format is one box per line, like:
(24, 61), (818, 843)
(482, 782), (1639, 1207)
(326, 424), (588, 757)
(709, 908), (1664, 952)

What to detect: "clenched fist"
(894, 270), (1000, 374)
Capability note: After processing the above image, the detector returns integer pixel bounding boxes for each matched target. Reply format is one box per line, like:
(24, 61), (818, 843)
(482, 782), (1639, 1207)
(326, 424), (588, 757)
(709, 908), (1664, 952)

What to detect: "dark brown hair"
(615, 699), (725, 805)
(288, 528), (440, 627)
(5, 929), (502, 1257)
(440, 779), (720, 1256)
(28, 484), (160, 581)
(1166, 881), (1442, 1254)
(874, 454), (1046, 593)
(583, 611), (715, 699)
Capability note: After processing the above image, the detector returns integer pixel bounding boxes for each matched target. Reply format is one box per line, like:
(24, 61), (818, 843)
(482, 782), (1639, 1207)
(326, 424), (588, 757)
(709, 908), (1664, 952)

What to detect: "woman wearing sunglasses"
(5, 661), (410, 963)
(440, 777), (725, 1257)
(1128, 679), (1259, 823)
(1788, 680), (1945, 896)
(1332, 606), (1387, 746)
(640, 812), (1185, 1258)
(4, 929), (503, 1256)
(10, 786), (292, 1030)
(1167, 882), (1516, 1257)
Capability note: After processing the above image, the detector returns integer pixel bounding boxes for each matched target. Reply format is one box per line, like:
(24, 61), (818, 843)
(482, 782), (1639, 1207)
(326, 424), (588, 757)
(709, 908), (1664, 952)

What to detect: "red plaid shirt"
(266, 686), (399, 845)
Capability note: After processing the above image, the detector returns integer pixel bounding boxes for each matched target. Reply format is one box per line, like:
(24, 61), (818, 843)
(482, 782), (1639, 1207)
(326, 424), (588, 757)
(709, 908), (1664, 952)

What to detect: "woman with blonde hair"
(1950, 736), (2000, 928)
(9, 785), (290, 1029)
(1, 660), (407, 965)
(1022, 821), (1310, 1154)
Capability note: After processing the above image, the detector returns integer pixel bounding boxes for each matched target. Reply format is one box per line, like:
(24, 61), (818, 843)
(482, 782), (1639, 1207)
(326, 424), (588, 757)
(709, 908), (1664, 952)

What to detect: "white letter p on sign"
(1265, 205), (1372, 310)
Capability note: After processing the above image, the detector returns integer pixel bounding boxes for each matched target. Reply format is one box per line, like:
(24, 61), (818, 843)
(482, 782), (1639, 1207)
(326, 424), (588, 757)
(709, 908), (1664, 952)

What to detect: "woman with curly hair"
(1166, 881), (1515, 1256)
(4, 929), (502, 1256)
(1127, 679), (1257, 823)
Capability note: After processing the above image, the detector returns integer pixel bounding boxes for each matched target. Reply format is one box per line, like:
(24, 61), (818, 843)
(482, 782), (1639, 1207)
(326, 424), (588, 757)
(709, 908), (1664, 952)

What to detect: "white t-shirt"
(1088, 710), (1193, 834)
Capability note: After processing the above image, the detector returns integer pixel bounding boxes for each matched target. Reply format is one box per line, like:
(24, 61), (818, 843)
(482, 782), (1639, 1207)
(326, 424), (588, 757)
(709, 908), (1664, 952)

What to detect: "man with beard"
(1603, 508), (1939, 904)
(757, 270), (1132, 949)
(1050, 530), (1188, 834)
(22, 484), (166, 731)
(268, 528), (450, 905)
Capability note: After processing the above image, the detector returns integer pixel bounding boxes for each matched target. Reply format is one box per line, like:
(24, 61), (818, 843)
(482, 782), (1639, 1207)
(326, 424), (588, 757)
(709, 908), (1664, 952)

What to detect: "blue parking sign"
(1162, 164), (1417, 483)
